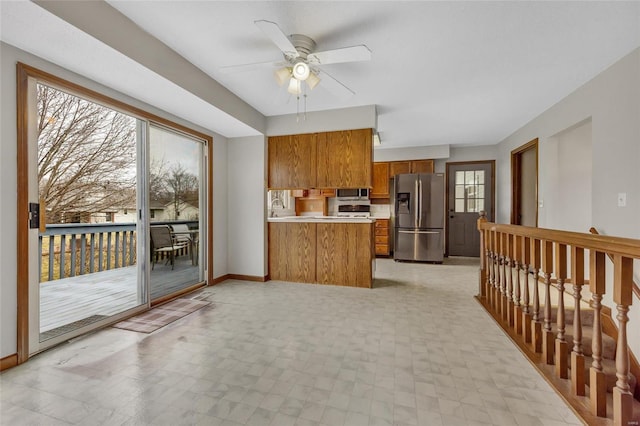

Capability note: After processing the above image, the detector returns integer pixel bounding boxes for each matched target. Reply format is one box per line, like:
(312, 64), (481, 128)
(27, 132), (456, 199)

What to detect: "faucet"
(270, 197), (285, 217)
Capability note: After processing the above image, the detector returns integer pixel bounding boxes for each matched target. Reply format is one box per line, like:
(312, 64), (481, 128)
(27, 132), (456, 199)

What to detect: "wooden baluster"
(506, 234), (514, 326)
(554, 243), (568, 378)
(495, 230), (503, 316)
(490, 229), (497, 311)
(487, 229), (494, 310)
(541, 240), (555, 364)
(571, 247), (585, 396)
(589, 250), (606, 417)
(496, 231), (503, 317)
(501, 232), (509, 321)
(612, 255), (633, 426)
(521, 236), (532, 343)
(530, 238), (542, 353)
(513, 235), (523, 335)
(491, 231), (500, 312)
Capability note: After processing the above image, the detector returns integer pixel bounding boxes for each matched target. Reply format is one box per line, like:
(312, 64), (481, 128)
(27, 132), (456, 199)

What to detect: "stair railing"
(478, 212), (639, 426)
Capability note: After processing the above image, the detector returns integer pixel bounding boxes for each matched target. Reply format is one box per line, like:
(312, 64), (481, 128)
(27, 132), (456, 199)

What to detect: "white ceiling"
(2, 1), (640, 149)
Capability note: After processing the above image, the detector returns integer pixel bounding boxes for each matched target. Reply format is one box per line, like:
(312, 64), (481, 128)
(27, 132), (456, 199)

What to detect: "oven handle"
(398, 230), (440, 234)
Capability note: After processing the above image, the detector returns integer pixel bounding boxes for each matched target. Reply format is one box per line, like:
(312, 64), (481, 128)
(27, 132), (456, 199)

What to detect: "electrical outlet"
(538, 199), (544, 208)
(618, 193), (627, 207)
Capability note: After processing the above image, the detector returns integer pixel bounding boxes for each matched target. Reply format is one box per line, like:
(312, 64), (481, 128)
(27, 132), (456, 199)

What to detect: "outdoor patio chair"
(150, 225), (189, 270)
(170, 224), (199, 265)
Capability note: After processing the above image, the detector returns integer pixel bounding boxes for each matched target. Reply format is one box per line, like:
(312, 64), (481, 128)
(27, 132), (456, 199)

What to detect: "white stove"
(336, 212), (371, 218)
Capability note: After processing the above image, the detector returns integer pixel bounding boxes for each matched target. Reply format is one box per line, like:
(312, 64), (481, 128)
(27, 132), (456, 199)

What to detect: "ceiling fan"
(220, 20), (372, 99)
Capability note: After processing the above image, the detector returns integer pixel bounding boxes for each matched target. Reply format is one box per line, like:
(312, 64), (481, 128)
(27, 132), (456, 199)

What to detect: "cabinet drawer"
(375, 227), (388, 236)
(375, 219), (389, 228)
(375, 244), (389, 255)
(375, 235), (388, 244)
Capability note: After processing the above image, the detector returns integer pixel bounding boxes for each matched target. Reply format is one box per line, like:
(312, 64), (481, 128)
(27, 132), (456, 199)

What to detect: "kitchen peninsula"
(268, 217), (375, 288)
(267, 128), (375, 288)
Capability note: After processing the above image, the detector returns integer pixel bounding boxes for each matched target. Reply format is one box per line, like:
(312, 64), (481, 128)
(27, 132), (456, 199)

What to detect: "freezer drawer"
(394, 228), (443, 263)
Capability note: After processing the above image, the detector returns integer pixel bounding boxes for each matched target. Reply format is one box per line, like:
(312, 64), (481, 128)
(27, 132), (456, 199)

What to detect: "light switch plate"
(618, 192), (627, 207)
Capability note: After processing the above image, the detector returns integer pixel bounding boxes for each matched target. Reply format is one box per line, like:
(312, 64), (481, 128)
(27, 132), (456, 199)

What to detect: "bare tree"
(37, 84), (136, 223)
(165, 164), (199, 220)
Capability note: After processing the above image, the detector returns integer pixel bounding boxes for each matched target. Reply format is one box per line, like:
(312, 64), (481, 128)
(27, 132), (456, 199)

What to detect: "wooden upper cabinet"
(371, 162), (390, 198)
(390, 161), (411, 176)
(411, 159), (434, 173)
(317, 129), (372, 188)
(268, 134), (317, 188)
(389, 159), (434, 176)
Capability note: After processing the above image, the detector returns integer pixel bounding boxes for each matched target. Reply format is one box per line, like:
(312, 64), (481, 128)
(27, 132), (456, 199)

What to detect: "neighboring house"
(161, 199), (199, 221)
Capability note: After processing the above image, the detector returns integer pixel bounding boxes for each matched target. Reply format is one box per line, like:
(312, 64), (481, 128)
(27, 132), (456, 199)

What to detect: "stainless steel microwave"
(336, 188), (369, 199)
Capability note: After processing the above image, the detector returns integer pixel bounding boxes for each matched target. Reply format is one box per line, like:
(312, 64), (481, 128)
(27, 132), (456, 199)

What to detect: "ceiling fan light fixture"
(306, 71), (320, 90)
(292, 61), (310, 81)
(274, 67), (291, 86)
(287, 77), (302, 95)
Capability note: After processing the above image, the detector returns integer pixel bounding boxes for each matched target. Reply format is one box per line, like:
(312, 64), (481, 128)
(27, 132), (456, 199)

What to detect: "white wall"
(266, 105), (377, 136)
(375, 144), (451, 162)
(495, 47), (640, 357)
(0, 42), (231, 358)
(212, 135), (229, 279)
(433, 145), (498, 174)
(542, 119), (592, 232)
(227, 136), (267, 277)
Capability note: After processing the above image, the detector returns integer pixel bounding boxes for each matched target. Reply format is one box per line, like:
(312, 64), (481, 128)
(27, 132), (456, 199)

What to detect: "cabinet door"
(268, 134), (317, 188)
(390, 161), (411, 176)
(371, 162), (390, 198)
(316, 223), (373, 288)
(411, 159), (434, 174)
(317, 129), (372, 188)
(269, 222), (316, 282)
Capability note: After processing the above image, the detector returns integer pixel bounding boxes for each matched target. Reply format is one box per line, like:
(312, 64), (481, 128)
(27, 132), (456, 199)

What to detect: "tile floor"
(0, 258), (583, 426)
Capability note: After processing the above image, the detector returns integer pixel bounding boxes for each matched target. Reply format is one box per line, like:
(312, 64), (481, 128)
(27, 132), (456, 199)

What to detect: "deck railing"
(39, 221), (198, 282)
(477, 212), (640, 425)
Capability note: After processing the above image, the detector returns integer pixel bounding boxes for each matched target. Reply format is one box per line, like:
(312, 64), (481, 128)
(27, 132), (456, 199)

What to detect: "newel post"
(477, 211), (488, 299)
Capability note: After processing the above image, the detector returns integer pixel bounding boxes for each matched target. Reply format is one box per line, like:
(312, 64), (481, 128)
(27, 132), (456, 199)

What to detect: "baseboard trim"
(1, 353), (18, 371)
(212, 274), (268, 284)
(211, 274), (230, 285)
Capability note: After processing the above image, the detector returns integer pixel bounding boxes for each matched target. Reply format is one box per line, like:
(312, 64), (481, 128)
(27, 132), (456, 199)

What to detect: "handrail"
(590, 227), (640, 300)
(477, 212), (639, 424)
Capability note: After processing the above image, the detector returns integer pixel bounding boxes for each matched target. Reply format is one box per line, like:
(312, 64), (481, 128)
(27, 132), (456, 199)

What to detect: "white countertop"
(268, 216), (375, 223)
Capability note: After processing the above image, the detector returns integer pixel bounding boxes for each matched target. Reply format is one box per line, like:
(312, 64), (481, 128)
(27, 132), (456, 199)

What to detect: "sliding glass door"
(28, 82), (147, 353)
(20, 64), (210, 358)
(148, 124), (205, 301)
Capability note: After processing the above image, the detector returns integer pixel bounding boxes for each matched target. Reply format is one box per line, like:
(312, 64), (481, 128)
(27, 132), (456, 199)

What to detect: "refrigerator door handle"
(398, 230), (441, 234)
(414, 178), (419, 228)
(418, 178), (423, 228)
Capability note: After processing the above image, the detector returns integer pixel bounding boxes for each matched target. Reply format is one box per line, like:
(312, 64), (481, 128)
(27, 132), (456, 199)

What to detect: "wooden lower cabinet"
(268, 222), (316, 283)
(268, 221), (373, 288)
(316, 223), (373, 288)
(374, 219), (390, 256)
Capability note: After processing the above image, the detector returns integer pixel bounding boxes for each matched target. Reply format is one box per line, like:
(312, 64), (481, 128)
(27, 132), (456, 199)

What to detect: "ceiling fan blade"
(219, 60), (287, 74)
(254, 20), (298, 58)
(316, 69), (355, 100)
(307, 45), (371, 65)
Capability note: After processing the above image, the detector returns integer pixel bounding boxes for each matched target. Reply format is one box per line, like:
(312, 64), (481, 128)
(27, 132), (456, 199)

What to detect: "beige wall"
(495, 47), (640, 356)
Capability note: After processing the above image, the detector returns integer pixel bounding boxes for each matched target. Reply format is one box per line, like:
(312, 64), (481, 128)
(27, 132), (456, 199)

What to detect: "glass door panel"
(148, 124), (205, 300)
(31, 83), (147, 351)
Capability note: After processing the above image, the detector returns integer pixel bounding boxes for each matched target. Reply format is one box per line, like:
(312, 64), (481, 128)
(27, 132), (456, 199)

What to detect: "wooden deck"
(40, 257), (201, 335)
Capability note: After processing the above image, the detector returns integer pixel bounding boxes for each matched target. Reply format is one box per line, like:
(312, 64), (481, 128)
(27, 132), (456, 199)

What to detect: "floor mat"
(112, 298), (209, 333)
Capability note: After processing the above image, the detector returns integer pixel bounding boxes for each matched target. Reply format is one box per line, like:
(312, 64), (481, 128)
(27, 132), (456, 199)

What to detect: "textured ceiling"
(2, 1), (640, 148)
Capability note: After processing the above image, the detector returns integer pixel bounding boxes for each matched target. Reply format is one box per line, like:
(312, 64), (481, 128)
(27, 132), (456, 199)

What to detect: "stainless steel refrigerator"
(393, 173), (445, 263)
